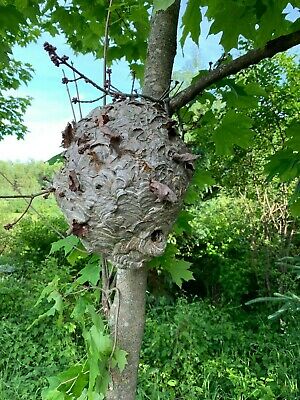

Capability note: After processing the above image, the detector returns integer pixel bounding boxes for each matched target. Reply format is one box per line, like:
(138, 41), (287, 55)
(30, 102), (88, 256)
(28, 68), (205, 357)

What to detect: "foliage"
(0, 161), (66, 266)
(1, 252), (300, 400)
(0, 59), (33, 139)
(0, 0), (39, 140)
(1, 0), (299, 140)
(148, 243), (194, 288)
(181, 0), (299, 50)
(246, 256), (300, 319)
(38, 236), (126, 400)
(176, 194), (299, 303)
(0, 257), (81, 400)
(1, 1), (299, 69)
(138, 298), (300, 399)
(0, 1), (300, 399)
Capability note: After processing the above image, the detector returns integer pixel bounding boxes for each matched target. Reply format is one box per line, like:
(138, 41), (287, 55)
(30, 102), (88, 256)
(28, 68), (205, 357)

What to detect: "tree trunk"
(107, 268), (148, 400)
(106, 2), (180, 399)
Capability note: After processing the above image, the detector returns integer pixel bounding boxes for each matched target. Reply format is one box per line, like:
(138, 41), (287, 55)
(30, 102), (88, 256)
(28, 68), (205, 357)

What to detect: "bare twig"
(101, 256), (110, 316)
(62, 69), (76, 122)
(71, 61), (83, 119)
(63, 76), (83, 84)
(44, 42), (163, 104)
(44, 42), (108, 94)
(1, 188), (54, 230)
(171, 80), (183, 97)
(0, 189), (52, 199)
(4, 198), (33, 230)
(73, 95), (106, 104)
(0, 171), (65, 239)
(109, 287), (120, 360)
(103, 0), (113, 106)
(131, 70), (136, 95)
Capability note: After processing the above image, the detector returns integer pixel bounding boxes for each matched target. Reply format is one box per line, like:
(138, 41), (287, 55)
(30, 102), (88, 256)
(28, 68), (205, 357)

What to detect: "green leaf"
(180, 0), (201, 46)
(76, 257), (101, 286)
(42, 364), (88, 399)
(90, 325), (112, 355)
(71, 295), (89, 322)
(88, 392), (104, 400)
(14, 0), (28, 10)
(111, 348), (128, 372)
(42, 389), (65, 400)
(50, 235), (80, 256)
(205, 2), (251, 51)
(173, 210), (193, 235)
(286, 123), (300, 151)
(222, 81), (262, 110)
(34, 276), (60, 307)
(203, 0), (293, 51)
(77, 389), (88, 400)
(290, 196), (300, 217)
(67, 242), (89, 265)
(48, 289), (63, 314)
(85, 335), (100, 393)
(47, 152), (64, 165)
(184, 168), (215, 205)
(153, 0), (176, 11)
(164, 258), (194, 288)
(148, 243), (194, 287)
(130, 63), (145, 82)
(213, 111), (254, 155)
(191, 168), (215, 189)
(266, 149), (300, 182)
(87, 304), (105, 332)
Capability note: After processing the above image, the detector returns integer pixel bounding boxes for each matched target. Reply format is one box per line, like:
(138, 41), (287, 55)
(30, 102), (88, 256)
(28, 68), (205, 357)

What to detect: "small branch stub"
(53, 99), (194, 269)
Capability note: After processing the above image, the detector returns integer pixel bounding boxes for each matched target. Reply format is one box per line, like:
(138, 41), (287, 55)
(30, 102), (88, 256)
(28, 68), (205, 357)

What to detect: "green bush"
(138, 298), (300, 399)
(1, 214), (67, 269)
(0, 257), (81, 400)
(1, 260), (299, 400)
(177, 195), (297, 303)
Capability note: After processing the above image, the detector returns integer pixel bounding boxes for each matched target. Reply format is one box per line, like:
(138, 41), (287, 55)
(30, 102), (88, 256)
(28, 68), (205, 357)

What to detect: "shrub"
(138, 298), (300, 399)
(0, 257), (81, 400)
(177, 195), (297, 303)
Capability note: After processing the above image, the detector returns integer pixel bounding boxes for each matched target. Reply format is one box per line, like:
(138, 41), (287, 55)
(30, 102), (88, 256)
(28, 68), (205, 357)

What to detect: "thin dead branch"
(103, 0), (113, 106)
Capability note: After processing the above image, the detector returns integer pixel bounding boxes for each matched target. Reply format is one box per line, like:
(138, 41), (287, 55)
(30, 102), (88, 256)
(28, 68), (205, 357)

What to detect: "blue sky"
(0, 4), (298, 162)
(0, 8), (225, 162)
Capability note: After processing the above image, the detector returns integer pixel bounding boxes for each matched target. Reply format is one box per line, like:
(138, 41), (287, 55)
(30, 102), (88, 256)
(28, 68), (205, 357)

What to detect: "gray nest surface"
(54, 99), (196, 269)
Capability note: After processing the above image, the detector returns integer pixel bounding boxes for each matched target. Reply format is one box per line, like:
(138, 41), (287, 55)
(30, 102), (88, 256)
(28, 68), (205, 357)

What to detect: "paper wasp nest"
(53, 99), (196, 269)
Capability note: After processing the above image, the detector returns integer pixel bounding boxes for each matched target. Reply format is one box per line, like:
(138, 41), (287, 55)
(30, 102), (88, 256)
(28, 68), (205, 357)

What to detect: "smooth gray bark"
(106, 268), (148, 400)
(106, 2), (181, 399)
(143, 0), (181, 100)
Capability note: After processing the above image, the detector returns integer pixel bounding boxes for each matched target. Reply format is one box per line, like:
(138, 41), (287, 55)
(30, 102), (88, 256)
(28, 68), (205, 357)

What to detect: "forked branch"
(1, 188), (54, 230)
(44, 42), (162, 104)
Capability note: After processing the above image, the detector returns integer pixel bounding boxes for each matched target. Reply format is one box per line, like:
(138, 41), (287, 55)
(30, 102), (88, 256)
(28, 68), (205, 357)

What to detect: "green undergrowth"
(1, 256), (299, 400)
(0, 257), (82, 400)
(138, 298), (300, 399)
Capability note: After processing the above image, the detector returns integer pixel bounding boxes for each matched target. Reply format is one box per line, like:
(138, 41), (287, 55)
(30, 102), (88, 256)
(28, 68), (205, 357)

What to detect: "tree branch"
(170, 29), (300, 113)
(1, 188), (54, 230)
(0, 189), (53, 199)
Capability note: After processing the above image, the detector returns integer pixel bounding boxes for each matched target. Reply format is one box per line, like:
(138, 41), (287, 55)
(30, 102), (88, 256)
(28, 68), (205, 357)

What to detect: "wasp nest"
(53, 99), (196, 269)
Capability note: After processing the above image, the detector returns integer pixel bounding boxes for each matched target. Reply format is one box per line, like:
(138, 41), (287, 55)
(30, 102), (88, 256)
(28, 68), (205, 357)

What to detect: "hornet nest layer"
(53, 99), (197, 269)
